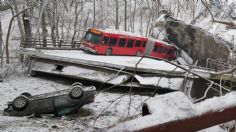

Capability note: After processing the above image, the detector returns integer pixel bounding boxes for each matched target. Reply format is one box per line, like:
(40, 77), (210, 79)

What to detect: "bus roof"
(89, 28), (176, 48)
(155, 39), (176, 47)
(99, 28), (145, 38)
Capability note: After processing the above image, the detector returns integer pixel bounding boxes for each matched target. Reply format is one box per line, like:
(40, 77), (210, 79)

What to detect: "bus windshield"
(84, 32), (102, 44)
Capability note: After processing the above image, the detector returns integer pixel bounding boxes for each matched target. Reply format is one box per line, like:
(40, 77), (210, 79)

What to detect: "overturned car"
(4, 82), (96, 116)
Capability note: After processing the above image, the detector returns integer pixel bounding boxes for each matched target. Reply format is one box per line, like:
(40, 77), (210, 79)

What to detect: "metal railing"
(20, 38), (83, 50)
(206, 58), (231, 72)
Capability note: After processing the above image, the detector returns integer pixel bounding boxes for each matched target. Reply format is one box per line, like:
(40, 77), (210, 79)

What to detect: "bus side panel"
(149, 42), (167, 59)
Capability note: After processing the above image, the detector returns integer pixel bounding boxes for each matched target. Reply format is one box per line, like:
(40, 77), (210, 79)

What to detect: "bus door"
(98, 35), (109, 54)
(144, 38), (155, 56)
(116, 36), (128, 55)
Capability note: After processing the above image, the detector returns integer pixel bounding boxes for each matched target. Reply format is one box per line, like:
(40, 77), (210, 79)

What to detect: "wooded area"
(0, 0), (235, 66)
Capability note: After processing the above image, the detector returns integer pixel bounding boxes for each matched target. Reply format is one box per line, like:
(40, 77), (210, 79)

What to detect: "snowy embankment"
(0, 72), (162, 131)
(0, 73), (228, 132)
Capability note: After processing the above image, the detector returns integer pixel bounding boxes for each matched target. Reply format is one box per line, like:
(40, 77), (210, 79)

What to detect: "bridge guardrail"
(20, 38), (83, 50)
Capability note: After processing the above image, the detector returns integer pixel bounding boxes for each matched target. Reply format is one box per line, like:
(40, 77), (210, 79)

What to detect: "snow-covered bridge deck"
(21, 48), (188, 90)
(23, 48), (185, 74)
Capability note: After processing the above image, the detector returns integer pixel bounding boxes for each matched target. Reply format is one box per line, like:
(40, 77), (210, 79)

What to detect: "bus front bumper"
(80, 46), (98, 54)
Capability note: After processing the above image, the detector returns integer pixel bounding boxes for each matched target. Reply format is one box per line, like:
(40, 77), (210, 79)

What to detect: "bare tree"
(0, 21), (3, 68)
(41, 11), (47, 47)
(50, 0), (57, 47)
(115, 0), (119, 29)
(83, 9), (90, 36)
(145, 1), (154, 37)
(139, 3), (143, 35)
(10, 0), (25, 38)
(5, 5), (35, 64)
(124, 0), (127, 31)
(71, 2), (82, 47)
(93, 0), (96, 27)
(132, 0), (137, 32)
(22, 10), (32, 48)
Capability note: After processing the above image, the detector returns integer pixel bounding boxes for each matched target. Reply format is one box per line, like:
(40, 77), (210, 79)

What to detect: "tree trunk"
(132, 0), (136, 32)
(55, 7), (60, 40)
(124, 0), (127, 31)
(41, 11), (47, 47)
(145, 1), (152, 37)
(115, 0), (119, 29)
(140, 4), (143, 35)
(93, 0), (95, 27)
(51, 0), (56, 47)
(22, 10), (32, 48)
(71, 3), (80, 48)
(0, 21), (3, 68)
(11, 0), (25, 38)
(83, 9), (90, 37)
(76, 5), (84, 39)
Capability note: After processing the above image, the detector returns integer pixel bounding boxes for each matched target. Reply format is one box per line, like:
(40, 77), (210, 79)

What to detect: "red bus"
(81, 28), (177, 60)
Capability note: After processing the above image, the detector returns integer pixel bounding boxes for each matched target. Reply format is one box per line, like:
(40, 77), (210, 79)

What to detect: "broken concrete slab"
(151, 15), (232, 66)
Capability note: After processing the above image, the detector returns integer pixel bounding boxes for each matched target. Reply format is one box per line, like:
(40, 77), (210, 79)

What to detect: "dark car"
(4, 82), (96, 116)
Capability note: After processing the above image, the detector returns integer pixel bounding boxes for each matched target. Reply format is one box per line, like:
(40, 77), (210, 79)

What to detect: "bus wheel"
(105, 48), (112, 55)
(136, 51), (141, 56)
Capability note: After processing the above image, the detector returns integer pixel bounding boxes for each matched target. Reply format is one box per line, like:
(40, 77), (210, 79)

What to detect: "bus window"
(135, 40), (141, 47)
(168, 49), (172, 54)
(164, 48), (168, 53)
(159, 47), (164, 53)
(118, 38), (126, 47)
(84, 32), (102, 44)
(108, 38), (118, 46)
(127, 39), (134, 48)
(102, 37), (109, 45)
(160, 47), (167, 53)
(142, 41), (147, 48)
(153, 45), (159, 53)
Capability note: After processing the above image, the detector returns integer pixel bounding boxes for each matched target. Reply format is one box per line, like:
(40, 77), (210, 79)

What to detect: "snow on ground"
(0, 70), (157, 131)
(108, 92), (195, 131)
(110, 91), (236, 131)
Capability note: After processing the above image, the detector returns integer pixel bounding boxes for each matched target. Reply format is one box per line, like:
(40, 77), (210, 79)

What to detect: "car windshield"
(84, 32), (102, 44)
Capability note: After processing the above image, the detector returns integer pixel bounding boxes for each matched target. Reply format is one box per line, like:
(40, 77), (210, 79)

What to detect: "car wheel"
(71, 82), (83, 88)
(12, 95), (29, 111)
(21, 92), (32, 97)
(136, 51), (141, 56)
(105, 48), (112, 55)
(69, 86), (84, 99)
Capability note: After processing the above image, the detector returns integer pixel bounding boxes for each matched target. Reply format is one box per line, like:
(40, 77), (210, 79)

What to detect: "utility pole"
(124, 0), (127, 31)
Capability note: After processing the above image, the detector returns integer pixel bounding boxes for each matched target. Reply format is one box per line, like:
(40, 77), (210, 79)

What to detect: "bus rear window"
(153, 45), (159, 52)
(142, 41), (147, 47)
(109, 38), (118, 46)
(84, 32), (102, 44)
(160, 47), (167, 53)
